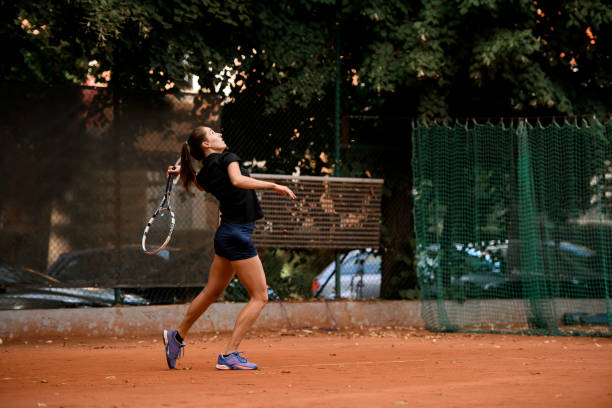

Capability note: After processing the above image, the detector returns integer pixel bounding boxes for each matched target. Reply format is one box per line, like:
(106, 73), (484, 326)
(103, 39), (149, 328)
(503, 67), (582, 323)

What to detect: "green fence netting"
(413, 118), (612, 336)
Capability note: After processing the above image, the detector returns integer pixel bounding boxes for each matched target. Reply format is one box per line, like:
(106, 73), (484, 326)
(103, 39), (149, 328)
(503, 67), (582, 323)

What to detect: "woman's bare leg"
(177, 255), (234, 337)
(223, 255), (268, 354)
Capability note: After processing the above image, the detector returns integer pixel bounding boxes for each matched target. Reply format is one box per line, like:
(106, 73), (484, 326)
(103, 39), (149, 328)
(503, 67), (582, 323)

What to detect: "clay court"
(1, 327), (611, 408)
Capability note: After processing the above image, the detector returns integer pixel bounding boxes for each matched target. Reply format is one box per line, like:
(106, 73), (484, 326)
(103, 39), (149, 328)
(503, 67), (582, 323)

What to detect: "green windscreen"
(413, 119), (611, 336)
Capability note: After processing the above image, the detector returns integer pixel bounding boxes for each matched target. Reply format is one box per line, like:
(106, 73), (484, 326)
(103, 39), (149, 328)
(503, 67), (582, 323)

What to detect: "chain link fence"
(0, 83), (414, 308)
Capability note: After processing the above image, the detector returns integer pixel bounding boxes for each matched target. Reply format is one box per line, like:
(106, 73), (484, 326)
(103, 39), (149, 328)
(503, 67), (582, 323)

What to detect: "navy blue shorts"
(214, 221), (258, 261)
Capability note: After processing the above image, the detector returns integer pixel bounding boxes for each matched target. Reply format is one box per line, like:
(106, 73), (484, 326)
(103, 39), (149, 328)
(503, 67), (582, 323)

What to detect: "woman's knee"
(252, 289), (268, 305)
(202, 285), (225, 301)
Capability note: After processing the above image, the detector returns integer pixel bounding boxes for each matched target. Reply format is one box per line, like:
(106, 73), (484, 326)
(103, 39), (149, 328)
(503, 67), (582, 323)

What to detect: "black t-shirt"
(196, 151), (264, 224)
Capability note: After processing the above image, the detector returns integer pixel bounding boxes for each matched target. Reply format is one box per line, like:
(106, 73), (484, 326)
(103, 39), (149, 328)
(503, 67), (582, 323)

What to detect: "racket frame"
(142, 173), (177, 255)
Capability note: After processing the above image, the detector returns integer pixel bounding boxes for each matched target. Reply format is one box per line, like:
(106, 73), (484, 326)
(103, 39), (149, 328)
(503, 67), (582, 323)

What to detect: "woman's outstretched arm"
(227, 162), (296, 199)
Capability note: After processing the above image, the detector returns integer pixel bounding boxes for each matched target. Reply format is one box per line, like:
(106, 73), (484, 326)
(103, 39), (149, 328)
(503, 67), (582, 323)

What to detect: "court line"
(276, 359), (427, 369)
(275, 355), (590, 369)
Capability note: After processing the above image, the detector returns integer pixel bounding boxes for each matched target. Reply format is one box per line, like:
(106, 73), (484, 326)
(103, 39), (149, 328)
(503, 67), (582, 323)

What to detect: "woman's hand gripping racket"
(141, 165), (178, 255)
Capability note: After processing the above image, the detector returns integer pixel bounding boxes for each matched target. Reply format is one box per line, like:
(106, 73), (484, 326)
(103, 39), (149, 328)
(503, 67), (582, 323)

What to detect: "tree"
(355, 0), (612, 119)
(5, 1), (610, 116)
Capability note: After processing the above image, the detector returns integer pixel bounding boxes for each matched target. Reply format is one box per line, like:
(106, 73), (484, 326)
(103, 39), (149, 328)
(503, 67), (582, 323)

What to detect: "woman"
(163, 126), (295, 370)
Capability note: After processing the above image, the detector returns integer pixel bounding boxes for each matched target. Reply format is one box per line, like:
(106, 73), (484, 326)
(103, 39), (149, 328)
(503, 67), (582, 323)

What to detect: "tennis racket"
(142, 167), (177, 255)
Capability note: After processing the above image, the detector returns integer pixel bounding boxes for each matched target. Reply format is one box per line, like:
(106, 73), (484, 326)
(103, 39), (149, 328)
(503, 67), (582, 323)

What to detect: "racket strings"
(144, 209), (173, 252)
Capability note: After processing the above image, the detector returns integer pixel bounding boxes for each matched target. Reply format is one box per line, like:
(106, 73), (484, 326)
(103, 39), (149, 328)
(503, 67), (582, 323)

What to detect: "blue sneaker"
(163, 329), (185, 369)
(216, 351), (258, 370)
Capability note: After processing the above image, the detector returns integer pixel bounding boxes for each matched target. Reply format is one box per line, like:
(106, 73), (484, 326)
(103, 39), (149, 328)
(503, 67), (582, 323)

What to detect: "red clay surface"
(1, 327), (611, 408)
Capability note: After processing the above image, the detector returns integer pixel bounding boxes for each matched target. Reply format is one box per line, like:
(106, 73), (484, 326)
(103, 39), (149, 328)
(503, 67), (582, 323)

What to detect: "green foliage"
(256, 9), (334, 114)
(221, 248), (333, 301)
(263, 249), (333, 299)
(357, 0), (611, 118)
(4, 0), (611, 116)
(2, 1), (91, 83)
(386, 250), (419, 299)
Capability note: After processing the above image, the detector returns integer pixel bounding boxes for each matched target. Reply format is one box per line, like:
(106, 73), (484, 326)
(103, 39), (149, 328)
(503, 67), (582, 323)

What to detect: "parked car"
(45, 246), (211, 305)
(0, 266), (149, 310)
(309, 240), (603, 302)
(312, 249), (381, 299)
(417, 241), (603, 299)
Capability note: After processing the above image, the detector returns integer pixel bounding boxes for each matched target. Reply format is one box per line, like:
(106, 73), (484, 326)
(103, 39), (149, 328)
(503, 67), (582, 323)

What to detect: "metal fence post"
(334, 0), (342, 299)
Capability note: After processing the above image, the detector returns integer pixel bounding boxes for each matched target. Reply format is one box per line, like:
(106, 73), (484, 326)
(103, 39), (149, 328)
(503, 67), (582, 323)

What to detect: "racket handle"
(166, 165), (177, 193)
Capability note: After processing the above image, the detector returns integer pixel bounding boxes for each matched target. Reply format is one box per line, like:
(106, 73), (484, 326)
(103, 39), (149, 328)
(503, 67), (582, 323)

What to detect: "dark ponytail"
(179, 126), (208, 192)
(179, 143), (195, 192)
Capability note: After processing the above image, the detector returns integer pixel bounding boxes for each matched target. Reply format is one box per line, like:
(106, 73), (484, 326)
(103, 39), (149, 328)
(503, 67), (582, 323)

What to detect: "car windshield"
(339, 253), (380, 275)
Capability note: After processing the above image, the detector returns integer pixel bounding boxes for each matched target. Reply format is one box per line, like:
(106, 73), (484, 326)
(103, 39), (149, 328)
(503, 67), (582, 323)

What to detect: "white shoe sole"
(163, 330), (169, 345)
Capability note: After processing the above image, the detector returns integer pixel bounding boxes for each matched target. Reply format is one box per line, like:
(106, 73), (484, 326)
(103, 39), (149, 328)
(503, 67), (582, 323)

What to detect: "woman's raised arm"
(227, 162), (295, 199)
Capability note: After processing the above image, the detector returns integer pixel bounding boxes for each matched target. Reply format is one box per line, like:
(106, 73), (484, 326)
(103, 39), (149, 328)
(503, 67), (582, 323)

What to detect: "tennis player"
(163, 126), (295, 370)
